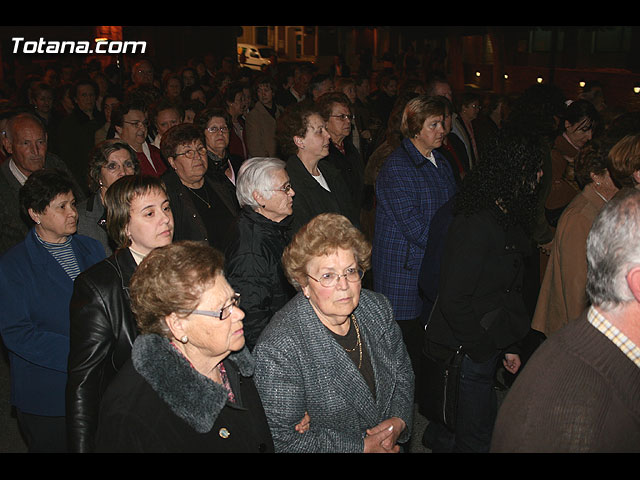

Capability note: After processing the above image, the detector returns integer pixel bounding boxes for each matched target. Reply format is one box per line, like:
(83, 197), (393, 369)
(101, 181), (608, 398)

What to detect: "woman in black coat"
(160, 123), (239, 252)
(66, 175), (174, 452)
(276, 102), (359, 235)
(94, 241), (274, 453)
(422, 128), (546, 453)
(225, 157), (296, 350)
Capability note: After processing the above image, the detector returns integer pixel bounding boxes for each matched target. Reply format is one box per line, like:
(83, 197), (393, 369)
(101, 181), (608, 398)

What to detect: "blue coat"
(0, 228), (105, 416)
(253, 289), (414, 452)
(373, 138), (457, 321)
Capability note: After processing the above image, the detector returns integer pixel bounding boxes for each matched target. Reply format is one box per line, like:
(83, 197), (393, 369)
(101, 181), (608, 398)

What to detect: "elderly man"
(0, 112), (81, 254)
(491, 188), (640, 452)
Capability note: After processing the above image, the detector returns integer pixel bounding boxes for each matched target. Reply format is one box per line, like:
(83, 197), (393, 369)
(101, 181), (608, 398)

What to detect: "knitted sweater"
(490, 311), (640, 452)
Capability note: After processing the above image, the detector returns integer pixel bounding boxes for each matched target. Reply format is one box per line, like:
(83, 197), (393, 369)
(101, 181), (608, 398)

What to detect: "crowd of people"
(0, 48), (639, 453)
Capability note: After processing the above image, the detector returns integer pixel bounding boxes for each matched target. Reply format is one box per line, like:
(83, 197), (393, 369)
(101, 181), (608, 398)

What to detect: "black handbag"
(418, 340), (463, 432)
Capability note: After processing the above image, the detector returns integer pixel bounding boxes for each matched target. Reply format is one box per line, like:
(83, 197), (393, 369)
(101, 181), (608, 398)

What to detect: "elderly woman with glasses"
(76, 139), (139, 255)
(253, 213), (414, 453)
(161, 123), (239, 251)
(225, 157), (297, 351)
(94, 241), (274, 453)
(317, 92), (365, 217)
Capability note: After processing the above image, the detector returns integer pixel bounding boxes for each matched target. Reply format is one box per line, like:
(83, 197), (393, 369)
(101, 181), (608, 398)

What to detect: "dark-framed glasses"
(175, 146), (207, 160)
(183, 293), (241, 321)
(307, 268), (364, 288)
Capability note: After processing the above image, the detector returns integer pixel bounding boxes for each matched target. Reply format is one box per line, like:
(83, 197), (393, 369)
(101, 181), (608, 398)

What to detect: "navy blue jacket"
(373, 138), (457, 321)
(0, 229), (105, 416)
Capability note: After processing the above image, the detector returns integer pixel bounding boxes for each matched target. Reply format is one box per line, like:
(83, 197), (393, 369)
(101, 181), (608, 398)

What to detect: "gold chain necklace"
(343, 314), (363, 369)
(187, 185), (211, 208)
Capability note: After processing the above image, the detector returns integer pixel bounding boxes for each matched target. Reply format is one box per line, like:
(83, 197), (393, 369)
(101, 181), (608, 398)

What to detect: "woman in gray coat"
(253, 213), (414, 453)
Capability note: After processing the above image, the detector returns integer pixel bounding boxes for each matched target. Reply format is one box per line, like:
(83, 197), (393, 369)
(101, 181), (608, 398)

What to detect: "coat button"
(219, 428), (230, 439)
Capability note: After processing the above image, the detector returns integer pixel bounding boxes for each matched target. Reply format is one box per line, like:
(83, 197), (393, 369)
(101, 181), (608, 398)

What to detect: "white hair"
(235, 157), (287, 209)
(586, 188), (640, 311)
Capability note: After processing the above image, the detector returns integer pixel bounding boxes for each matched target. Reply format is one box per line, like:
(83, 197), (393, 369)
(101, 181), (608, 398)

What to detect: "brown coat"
(545, 134), (581, 210)
(532, 183), (606, 337)
(245, 102), (283, 158)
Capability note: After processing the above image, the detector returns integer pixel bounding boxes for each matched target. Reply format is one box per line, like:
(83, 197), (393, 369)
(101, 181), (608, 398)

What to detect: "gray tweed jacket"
(253, 289), (414, 452)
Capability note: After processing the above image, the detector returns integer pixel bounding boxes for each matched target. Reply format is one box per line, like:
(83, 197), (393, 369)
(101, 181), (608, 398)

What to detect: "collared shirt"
(8, 159), (28, 185)
(588, 305), (640, 369)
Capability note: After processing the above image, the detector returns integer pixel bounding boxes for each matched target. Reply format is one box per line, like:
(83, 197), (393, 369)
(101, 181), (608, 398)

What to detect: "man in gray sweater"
(491, 188), (640, 453)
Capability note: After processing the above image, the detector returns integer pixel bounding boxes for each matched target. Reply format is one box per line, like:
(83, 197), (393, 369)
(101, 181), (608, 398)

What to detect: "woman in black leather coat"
(66, 175), (174, 452)
(225, 157), (297, 350)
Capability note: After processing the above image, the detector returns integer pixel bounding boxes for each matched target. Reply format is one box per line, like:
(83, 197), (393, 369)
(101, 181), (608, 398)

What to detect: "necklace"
(344, 314), (363, 369)
(187, 184), (211, 208)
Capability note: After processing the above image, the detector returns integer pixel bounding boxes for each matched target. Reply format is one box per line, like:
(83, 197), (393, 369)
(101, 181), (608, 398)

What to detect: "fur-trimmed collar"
(131, 334), (255, 433)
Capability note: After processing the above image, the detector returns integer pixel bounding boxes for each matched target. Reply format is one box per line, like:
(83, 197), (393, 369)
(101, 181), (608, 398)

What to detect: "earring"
(180, 335), (188, 344)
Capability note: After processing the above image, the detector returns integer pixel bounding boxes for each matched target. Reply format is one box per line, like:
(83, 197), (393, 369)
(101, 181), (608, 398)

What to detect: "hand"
(503, 353), (521, 375)
(364, 417), (405, 453)
(295, 411), (310, 434)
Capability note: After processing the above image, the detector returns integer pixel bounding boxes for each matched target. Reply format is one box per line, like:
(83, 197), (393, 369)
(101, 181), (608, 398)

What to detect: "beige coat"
(245, 102), (283, 158)
(532, 183), (606, 337)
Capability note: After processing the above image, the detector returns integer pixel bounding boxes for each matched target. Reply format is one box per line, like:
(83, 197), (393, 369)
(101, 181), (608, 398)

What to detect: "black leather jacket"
(66, 248), (138, 453)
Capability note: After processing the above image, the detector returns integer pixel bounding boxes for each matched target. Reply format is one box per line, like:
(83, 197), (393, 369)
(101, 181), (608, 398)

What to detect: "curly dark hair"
(454, 128), (546, 232)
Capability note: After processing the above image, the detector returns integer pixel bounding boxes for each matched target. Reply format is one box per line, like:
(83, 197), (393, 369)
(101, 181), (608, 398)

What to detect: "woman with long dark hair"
(422, 127), (546, 453)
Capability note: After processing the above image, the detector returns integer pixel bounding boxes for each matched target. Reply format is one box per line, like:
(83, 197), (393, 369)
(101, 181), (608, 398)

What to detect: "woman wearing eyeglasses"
(224, 157), (297, 351)
(317, 92), (365, 217)
(160, 123), (239, 252)
(94, 241), (274, 453)
(67, 175), (174, 452)
(111, 100), (167, 178)
(253, 213), (414, 453)
(76, 140), (140, 255)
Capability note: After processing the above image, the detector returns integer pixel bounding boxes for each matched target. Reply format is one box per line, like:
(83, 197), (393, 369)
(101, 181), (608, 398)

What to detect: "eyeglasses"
(330, 114), (354, 121)
(271, 183), (294, 195)
(206, 126), (230, 134)
(183, 293), (241, 321)
(307, 268), (364, 288)
(175, 146), (207, 159)
(123, 120), (148, 129)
